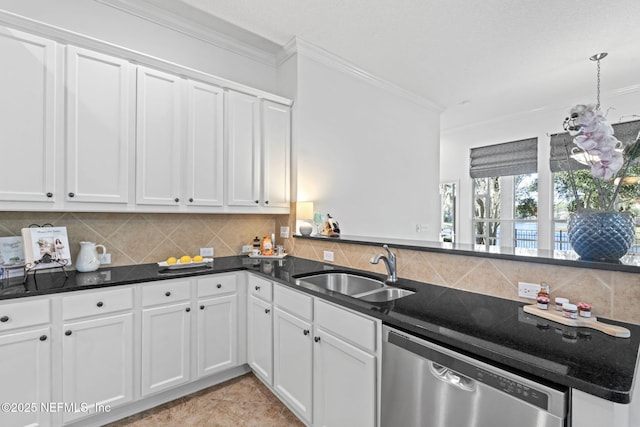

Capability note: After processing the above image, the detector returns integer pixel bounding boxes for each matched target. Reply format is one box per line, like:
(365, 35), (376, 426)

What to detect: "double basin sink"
(293, 271), (415, 302)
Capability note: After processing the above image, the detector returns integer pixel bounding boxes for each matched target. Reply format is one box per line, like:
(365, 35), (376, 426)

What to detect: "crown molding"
(278, 37), (443, 113)
(95, 0), (279, 67)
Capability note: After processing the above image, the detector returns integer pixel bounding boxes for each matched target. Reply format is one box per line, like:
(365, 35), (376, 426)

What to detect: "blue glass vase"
(567, 211), (636, 262)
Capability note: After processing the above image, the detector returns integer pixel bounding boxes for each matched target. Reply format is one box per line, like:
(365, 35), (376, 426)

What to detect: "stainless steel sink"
(356, 288), (415, 302)
(295, 272), (385, 295)
(294, 271), (415, 302)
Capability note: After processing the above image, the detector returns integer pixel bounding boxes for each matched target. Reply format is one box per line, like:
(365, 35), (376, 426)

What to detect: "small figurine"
(322, 214), (340, 237)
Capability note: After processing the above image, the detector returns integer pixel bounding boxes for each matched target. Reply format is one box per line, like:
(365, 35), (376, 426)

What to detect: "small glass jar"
(577, 302), (592, 318)
(555, 297), (569, 311)
(562, 303), (578, 319)
(536, 284), (550, 310)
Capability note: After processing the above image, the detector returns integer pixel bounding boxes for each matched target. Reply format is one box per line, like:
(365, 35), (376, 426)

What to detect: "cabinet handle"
(254, 200), (259, 204)
(200, 305), (205, 310)
(186, 307), (191, 312)
(303, 330), (310, 336)
(165, 291), (171, 297)
(46, 192), (53, 198)
(216, 284), (222, 289)
(39, 335), (47, 341)
(174, 197), (179, 203)
(0, 316), (8, 323)
(255, 286), (260, 291)
(314, 336), (321, 343)
(65, 330), (72, 336)
(68, 192), (75, 198)
(189, 198), (194, 203)
(265, 200), (269, 205)
(265, 308), (270, 314)
(96, 301), (104, 307)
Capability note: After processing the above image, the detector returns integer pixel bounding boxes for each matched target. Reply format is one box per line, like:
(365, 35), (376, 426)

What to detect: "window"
(473, 174), (538, 249)
(470, 138), (538, 249)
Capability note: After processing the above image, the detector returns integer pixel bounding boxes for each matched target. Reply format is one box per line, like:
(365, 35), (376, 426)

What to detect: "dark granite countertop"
(1, 255), (638, 404)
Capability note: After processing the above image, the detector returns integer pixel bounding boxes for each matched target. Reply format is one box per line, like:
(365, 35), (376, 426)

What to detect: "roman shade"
(469, 137), (538, 178)
(549, 119), (640, 173)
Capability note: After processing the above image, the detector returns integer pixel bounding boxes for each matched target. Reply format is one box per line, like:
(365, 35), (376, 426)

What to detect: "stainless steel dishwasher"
(382, 326), (568, 427)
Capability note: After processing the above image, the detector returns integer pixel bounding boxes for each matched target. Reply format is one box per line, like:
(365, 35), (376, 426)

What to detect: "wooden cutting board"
(523, 304), (630, 338)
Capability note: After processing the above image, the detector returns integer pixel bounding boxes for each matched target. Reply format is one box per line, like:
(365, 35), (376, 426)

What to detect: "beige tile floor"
(105, 373), (305, 427)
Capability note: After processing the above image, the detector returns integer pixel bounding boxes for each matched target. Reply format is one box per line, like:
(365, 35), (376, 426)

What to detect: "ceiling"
(143, 0), (640, 131)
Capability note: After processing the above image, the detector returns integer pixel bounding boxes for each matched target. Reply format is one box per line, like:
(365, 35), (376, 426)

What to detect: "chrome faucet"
(371, 244), (397, 283)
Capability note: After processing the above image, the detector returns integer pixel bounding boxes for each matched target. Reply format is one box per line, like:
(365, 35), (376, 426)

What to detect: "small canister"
(577, 302), (592, 318)
(555, 297), (569, 311)
(562, 303), (578, 320)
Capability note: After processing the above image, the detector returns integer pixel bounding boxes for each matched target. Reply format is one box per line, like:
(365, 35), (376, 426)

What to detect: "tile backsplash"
(0, 211), (279, 267)
(3, 209), (639, 325)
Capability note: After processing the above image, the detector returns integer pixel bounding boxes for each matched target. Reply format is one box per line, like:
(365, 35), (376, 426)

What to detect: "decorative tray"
(247, 253), (288, 259)
(157, 258), (213, 269)
(523, 304), (630, 338)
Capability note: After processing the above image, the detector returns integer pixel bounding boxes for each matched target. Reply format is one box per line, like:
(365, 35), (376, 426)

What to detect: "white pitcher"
(76, 241), (107, 272)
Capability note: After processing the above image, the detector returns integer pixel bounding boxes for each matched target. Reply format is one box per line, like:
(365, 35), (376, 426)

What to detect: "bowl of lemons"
(158, 254), (212, 269)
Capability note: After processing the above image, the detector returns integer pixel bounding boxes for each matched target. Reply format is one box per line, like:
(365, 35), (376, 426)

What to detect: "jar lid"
(577, 302), (592, 310)
(562, 303), (578, 311)
(555, 297), (569, 304)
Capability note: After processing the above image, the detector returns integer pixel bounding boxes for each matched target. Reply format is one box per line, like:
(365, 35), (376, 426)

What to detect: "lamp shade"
(296, 201), (314, 220)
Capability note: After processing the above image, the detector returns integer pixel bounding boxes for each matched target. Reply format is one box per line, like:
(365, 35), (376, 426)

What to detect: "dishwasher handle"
(431, 363), (476, 392)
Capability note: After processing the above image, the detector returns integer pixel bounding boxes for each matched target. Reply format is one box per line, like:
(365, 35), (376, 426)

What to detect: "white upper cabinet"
(0, 27), (58, 203)
(226, 91), (291, 211)
(136, 65), (184, 207)
(226, 90), (261, 207)
(262, 100), (291, 209)
(66, 46), (134, 204)
(186, 80), (224, 207)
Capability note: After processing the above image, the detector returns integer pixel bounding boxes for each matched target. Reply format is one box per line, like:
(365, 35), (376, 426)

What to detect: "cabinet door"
(66, 46), (133, 204)
(247, 294), (273, 384)
(197, 294), (237, 378)
(273, 307), (313, 424)
(186, 80), (224, 207)
(0, 28), (57, 203)
(313, 327), (376, 427)
(141, 302), (191, 396)
(136, 66), (183, 206)
(62, 313), (133, 424)
(226, 90), (260, 207)
(0, 327), (51, 427)
(262, 100), (291, 208)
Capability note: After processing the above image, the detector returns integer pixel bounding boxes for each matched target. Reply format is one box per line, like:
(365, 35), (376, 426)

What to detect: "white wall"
(290, 42), (442, 240)
(441, 90), (640, 246)
(0, 0), (278, 93)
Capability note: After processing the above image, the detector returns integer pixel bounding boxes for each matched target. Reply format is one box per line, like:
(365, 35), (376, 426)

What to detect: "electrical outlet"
(280, 226), (290, 239)
(323, 251), (334, 262)
(241, 245), (251, 253)
(200, 247), (214, 257)
(100, 253), (111, 265)
(518, 282), (541, 299)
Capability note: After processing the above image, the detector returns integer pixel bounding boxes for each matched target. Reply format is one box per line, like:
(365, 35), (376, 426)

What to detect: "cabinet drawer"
(142, 280), (191, 307)
(63, 287), (133, 320)
(249, 275), (272, 302)
(315, 300), (377, 352)
(274, 285), (312, 321)
(197, 274), (237, 298)
(0, 298), (50, 331)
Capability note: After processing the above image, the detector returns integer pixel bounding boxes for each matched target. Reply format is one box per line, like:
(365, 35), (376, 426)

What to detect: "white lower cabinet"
(141, 280), (192, 397)
(312, 327), (376, 427)
(196, 275), (239, 378)
(271, 283), (380, 427)
(247, 294), (273, 384)
(61, 287), (134, 424)
(0, 298), (52, 427)
(273, 307), (313, 424)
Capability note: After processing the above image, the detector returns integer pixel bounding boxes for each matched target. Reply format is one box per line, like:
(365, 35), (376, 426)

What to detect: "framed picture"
(0, 236), (25, 278)
(21, 226), (72, 270)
